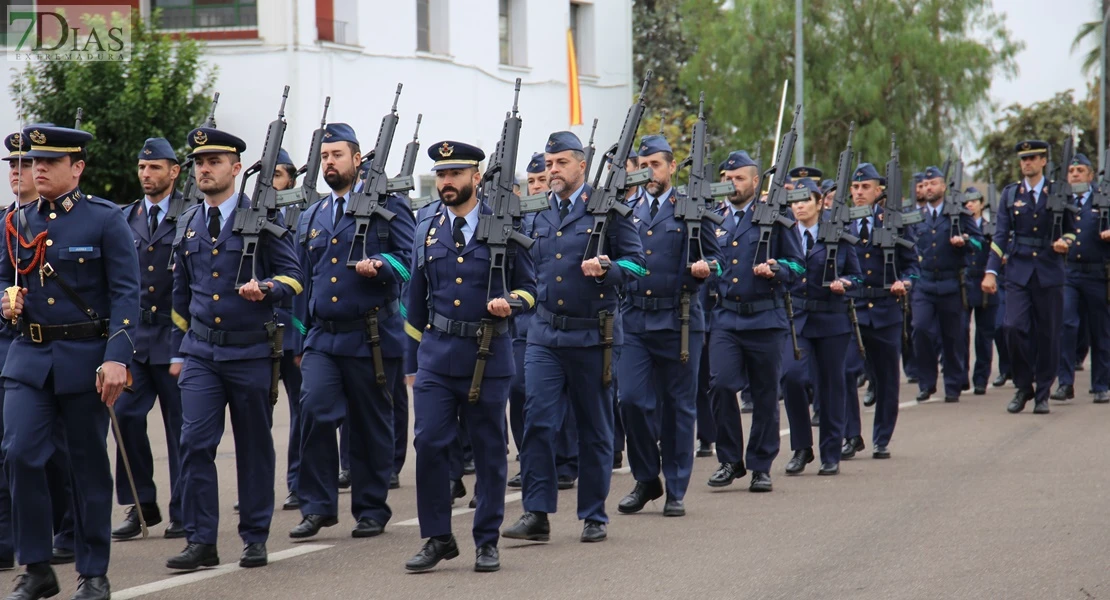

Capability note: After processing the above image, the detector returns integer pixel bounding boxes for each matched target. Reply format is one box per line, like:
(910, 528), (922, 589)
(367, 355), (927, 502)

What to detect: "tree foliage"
(10, 10), (217, 203)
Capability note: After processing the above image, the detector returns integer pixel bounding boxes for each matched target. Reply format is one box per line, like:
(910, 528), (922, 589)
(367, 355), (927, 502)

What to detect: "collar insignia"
(193, 130), (208, 145)
(438, 142), (454, 158)
(29, 130), (45, 145)
(61, 197), (74, 212)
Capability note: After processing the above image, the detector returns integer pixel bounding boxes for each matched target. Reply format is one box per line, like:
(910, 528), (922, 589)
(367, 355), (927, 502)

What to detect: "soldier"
(706, 151), (803, 489)
(1, 124), (139, 600)
(615, 135), (720, 516)
(289, 123), (413, 541)
(110, 138), (186, 541)
(912, 166), (982, 402)
(165, 127), (302, 571)
(1052, 154), (1110, 403)
(842, 164), (917, 460)
(789, 166), (823, 185)
(961, 186), (999, 396)
(781, 179), (861, 476)
(402, 140), (535, 573)
(983, 140), (1074, 414)
(503, 131), (645, 544)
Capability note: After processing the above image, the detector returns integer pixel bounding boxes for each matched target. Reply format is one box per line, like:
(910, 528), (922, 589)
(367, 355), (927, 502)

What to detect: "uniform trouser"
(1004, 274), (1063, 402)
(611, 345), (625, 453)
(709, 328), (782, 473)
(3, 377), (109, 576)
(994, 287), (1011, 376)
(618, 330), (700, 500)
(555, 409), (579, 480)
(1059, 276), (1110, 391)
(280, 353), (303, 495)
(844, 322), (901, 448)
(522, 344), (614, 523)
(413, 372), (508, 547)
(113, 359), (183, 520)
(782, 333), (850, 465)
(509, 339), (527, 453)
(966, 304), (999, 389)
(392, 370), (409, 476)
(339, 421), (350, 472)
(912, 290), (969, 397)
(695, 332), (716, 444)
(1077, 312), (1091, 366)
(297, 350), (396, 524)
(179, 356), (275, 545)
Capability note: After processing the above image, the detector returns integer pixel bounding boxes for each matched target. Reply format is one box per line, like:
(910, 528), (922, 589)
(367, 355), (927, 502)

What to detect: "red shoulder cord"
(5, 209), (47, 275)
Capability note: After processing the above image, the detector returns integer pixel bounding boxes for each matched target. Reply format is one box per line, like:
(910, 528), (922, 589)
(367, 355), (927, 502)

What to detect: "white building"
(2, 0), (635, 197)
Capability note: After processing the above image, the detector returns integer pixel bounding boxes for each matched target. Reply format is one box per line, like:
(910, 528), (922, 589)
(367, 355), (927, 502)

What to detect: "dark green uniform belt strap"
(628, 294), (678, 311)
(717, 297), (781, 315)
(189, 320), (271, 346)
(429, 311), (508, 338)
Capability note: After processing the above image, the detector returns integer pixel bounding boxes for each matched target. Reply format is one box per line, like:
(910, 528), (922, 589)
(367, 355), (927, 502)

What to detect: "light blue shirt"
(799, 223), (818, 253)
(643, 186), (674, 209)
(204, 195), (239, 233)
(451, 202), (480, 245)
(1077, 189), (1092, 208)
(1024, 176), (1045, 199)
(328, 191), (352, 224)
(555, 183), (588, 208)
(144, 192), (171, 227)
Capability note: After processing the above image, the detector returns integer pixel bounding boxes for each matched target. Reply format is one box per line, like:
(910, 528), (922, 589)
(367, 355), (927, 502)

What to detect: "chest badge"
(425, 236), (435, 247)
(429, 228), (436, 237)
(633, 217), (641, 224)
(309, 228), (319, 239)
(1014, 200), (1026, 208)
(185, 228), (195, 239)
(715, 228), (727, 238)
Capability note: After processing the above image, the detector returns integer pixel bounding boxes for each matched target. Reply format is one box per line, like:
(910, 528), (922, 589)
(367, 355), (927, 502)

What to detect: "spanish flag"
(567, 29), (582, 126)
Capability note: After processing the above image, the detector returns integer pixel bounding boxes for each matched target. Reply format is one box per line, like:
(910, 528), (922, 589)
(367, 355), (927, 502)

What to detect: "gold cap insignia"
(438, 142), (454, 158)
(11, 133), (21, 145)
(1021, 142), (1031, 151)
(29, 130), (46, 145)
(193, 130), (208, 145)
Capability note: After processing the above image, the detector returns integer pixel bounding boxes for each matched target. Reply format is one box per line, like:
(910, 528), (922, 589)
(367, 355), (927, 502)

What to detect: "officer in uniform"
(289, 123), (413, 540)
(402, 141), (535, 573)
(781, 179), (861, 476)
(912, 166), (982, 402)
(706, 150), (803, 489)
(1, 124), (139, 600)
(983, 140), (1075, 414)
(789, 166), (823, 186)
(614, 135), (719, 517)
(961, 186), (999, 396)
(842, 164), (917, 460)
(165, 127), (302, 571)
(1053, 153), (1110, 403)
(503, 131), (645, 544)
(110, 138), (186, 541)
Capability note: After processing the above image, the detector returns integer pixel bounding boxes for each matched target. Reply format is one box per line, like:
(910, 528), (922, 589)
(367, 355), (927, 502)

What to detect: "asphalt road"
(28, 365), (1110, 600)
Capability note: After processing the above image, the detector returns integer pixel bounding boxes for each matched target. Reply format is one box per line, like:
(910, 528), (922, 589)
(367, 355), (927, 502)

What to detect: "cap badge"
(29, 130), (46, 145)
(438, 142), (454, 158)
(193, 130), (208, 145)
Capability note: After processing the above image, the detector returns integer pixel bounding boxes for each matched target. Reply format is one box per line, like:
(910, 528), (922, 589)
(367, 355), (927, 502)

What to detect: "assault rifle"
(751, 104), (800, 267)
(872, 134), (921, 289)
(345, 84), (405, 267)
(1094, 149), (1110, 302)
(582, 118), (599, 186)
(276, 96), (330, 233)
(1046, 134), (1080, 241)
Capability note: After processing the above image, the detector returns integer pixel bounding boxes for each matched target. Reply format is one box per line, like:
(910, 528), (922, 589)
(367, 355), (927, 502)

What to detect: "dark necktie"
(334, 197), (345, 229)
(207, 206), (221, 240)
(148, 205), (160, 238)
(859, 217), (870, 243)
(734, 210), (742, 227)
(650, 198), (659, 220)
(804, 230), (814, 255)
(559, 198), (570, 222)
(452, 216), (466, 248)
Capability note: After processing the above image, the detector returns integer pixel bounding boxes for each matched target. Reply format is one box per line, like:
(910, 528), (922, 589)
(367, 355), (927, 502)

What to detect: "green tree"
(10, 10), (217, 203)
(680, 0), (1021, 184)
(972, 91), (1096, 188)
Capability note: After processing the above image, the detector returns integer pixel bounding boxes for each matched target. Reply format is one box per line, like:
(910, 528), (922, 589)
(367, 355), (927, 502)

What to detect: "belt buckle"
(553, 315), (567, 330)
(210, 329), (227, 345)
(28, 323), (42, 343)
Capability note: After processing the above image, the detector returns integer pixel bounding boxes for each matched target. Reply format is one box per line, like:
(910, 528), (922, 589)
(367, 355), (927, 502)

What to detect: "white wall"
(0, 0), (634, 197)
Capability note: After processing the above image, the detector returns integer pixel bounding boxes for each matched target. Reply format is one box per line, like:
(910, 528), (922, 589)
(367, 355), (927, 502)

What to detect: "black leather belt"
(920, 270), (959, 280)
(628, 294), (678, 310)
(1068, 262), (1106, 274)
(717, 297), (781, 315)
(801, 300), (847, 313)
(189, 320), (271, 346)
(140, 309), (172, 326)
(1014, 235), (1047, 248)
(20, 319), (108, 343)
(536, 305), (598, 331)
(429, 311), (507, 338)
(316, 300), (399, 333)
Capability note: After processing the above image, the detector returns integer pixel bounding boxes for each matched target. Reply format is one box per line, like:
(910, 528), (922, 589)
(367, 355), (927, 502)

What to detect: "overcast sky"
(991, 0), (1095, 108)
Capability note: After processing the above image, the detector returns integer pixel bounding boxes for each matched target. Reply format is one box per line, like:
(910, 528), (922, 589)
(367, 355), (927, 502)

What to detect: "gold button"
(150, 306), (157, 312)
(49, 212), (56, 219)
(45, 239), (53, 247)
(864, 253), (870, 259)
(555, 253), (562, 259)
(1034, 213), (1039, 218)
(866, 270), (872, 275)
(932, 243), (937, 247)
(587, 229), (592, 233)
(331, 257), (338, 264)
(147, 265), (155, 272)
(731, 259), (738, 264)
(732, 278), (739, 283)
(212, 272), (219, 278)
(455, 277), (463, 284)
(1077, 242), (1082, 246)
(426, 324), (431, 330)
(457, 257), (464, 263)
(732, 241), (738, 247)
(332, 296), (339, 303)
(647, 230), (653, 236)
(646, 249), (652, 255)
(1032, 251), (1038, 257)
(214, 317), (222, 324)
(454, 299), (461, 306)
(148, 246), (154, 252)
(330, 276), (337, 283)
(1077, 228), (1082, 233)
(212, 249), (219, 255)
(646, 290), (652, 296)
(802, 278), (807, 283)
(645, 270), (651, 276)
(557, 299), (564, 306)
(556, 276), (563, 282)
(78, 258), (85, 264)
(868, 302), (874, 308)
(148, 286), (155, 293)
(212, 294), (219, 301)
(185, 251), (190, 256)
(1032, 227), (1038, 232)
(47, 297), (55, 305)
(931, 230), (936, 234)
(332, 238), (338, 244)
(556, 231), (563, 237)
(599, 293), (604, 298)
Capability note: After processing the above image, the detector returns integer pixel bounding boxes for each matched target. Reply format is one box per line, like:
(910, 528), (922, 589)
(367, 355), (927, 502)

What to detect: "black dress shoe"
(462, 459), (476, 475)
(662, 496), (686, 517)
(1033, 399), (1050, 414)
(1007, 389), (1033, 413)
(740, 399), (754, 414)
(289, 514), (338, 539)
(507, 472), (522, 488)
(71, 575), (109, 600)
(1077, 362), (1086, 371)
(784, 448), (814, 475)
(282, 492), (301, 511)
(352, 518), (384, 538)
(862, 388), (876, 407)
(841, 436), (865, 459)
(580, 520), (607, 543)
(992, 373), (1010, 387)
(707, 462), (746, 488)
(873, 445), (891, 459)
(557, 475), (576, 490)
(164, 521), (185, 539)
(695, 441), (714, 458)
(240, 543), (267, 568)
(961, 382), (970, 392)
(1050, 384), (1074, 401)
(451, 479), (467, 501)
(468, 496), (478, 509)
(389, 473), (400, 490)
(474, 545), (500, 572)
(916, 387), (936, 402)
(907, 376), (919, 384)
(50, 547), (74, 565)
(818, 462), (840, 476)
(166, 542), (219, 570)
(617, 478), (664, 514)
(233, 501), (239, 512)
(6, 565), (59, 600)
(749, 472), (772, 493)
(612, 451), (623, 469)
(1095, 391), (1110, 404)
(111, 503), (163, 540)
(337, 469), (351, 489)
(405, 536), (459, 572)
(810, 411), (820, 427)
(944, 395), (959, 403)
(973, 386), (986, 395)
(502, 512), (550, 542)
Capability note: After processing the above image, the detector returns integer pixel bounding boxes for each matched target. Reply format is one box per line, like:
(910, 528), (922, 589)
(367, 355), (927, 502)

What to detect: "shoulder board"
(122, 198), (141, 211)
(85, 195), (120, 209)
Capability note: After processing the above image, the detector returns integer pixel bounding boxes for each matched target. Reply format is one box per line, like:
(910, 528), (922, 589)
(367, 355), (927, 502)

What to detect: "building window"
(318, 0), (358, 45)
(569, 1), (595, 75)
(416, 0), (430, 51)
(415, 0), (448, 55)
(499, 0), (527, 67)
(152, 0), (258, 29)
